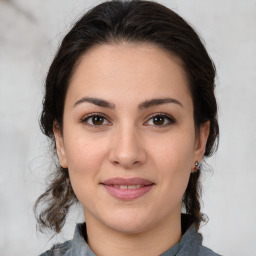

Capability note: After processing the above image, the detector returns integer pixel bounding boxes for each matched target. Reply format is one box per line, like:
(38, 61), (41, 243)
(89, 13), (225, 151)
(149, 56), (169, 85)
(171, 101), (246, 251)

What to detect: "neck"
(84, 212), (182, 256)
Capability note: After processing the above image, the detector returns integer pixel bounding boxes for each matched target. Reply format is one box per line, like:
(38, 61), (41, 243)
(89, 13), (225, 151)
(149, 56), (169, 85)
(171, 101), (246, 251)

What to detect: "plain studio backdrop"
(0, 0), (256, 255)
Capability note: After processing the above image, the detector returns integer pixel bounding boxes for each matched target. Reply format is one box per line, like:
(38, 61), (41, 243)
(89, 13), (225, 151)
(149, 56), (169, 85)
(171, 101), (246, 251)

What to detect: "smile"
(101, 177), (155, 200)
(113, 185), (145, 189)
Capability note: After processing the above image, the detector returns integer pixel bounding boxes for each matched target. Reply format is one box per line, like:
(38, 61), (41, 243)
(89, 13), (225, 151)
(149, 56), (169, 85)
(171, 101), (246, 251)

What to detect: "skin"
(54, 43), (210, 256)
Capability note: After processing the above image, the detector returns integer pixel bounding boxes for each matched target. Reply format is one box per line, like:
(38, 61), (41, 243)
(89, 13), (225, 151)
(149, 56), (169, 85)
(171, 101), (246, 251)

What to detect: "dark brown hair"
(35, 0), (219, 233)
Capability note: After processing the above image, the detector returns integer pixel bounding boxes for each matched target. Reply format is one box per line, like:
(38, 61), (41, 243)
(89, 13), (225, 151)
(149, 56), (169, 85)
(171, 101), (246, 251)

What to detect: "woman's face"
(54, 43), (209, 234)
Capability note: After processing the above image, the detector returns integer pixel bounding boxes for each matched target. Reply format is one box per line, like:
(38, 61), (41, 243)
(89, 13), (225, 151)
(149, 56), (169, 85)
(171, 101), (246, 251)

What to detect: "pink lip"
(100, 177), (155, 200)
(101, 177), (154, 186)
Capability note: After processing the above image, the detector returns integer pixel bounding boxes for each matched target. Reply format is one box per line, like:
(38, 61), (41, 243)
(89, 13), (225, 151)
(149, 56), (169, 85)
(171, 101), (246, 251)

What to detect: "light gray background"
(0, 0), (256, 255)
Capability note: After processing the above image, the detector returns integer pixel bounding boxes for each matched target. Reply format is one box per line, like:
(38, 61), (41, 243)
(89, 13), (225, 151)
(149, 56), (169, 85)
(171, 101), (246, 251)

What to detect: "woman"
(35, 0), (220, 255)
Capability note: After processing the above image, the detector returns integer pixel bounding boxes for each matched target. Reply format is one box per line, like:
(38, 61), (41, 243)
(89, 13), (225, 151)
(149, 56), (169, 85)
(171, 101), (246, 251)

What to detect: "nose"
(108, 125), (147, 169)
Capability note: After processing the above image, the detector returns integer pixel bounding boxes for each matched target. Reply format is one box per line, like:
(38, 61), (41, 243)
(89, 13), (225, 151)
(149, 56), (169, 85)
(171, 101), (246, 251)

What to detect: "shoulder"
(198, 245), (222, 256)
(39, 222), (93, 256)
(39, 240), (72, 256)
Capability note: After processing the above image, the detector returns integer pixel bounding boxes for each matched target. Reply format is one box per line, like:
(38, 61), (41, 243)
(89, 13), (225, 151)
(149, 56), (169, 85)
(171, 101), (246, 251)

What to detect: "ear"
(193, 121), (210, 165)
(53, 122), (68, 168)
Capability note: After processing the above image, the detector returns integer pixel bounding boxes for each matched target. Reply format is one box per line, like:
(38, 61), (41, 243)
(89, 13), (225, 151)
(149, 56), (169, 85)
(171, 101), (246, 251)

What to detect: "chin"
(101, 209), (155, 235)
(107, 220), (150, 235)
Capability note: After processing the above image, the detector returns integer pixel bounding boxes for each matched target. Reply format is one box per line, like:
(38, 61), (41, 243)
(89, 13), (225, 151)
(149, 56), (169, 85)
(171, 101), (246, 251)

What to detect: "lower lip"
(102, 184), (154, 200)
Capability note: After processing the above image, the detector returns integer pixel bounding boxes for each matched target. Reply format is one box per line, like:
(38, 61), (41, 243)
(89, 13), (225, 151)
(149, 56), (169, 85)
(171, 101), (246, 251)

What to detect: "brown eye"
(82, 114), (110, 127)
(91, 116), (104, 125)
(152, 116), (165, 125)
(145, 114), (175, 127)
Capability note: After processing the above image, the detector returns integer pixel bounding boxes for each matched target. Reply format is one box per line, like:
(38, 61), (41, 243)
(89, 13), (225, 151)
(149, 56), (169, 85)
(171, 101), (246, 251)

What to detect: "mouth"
(100, 177), (155, 200)
(112, 185), (146, 189)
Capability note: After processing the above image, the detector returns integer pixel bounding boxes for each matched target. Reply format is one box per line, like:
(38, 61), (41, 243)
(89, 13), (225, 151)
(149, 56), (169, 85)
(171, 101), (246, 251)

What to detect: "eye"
(145, 113), (175, 127)
(81, 113), (111, 127)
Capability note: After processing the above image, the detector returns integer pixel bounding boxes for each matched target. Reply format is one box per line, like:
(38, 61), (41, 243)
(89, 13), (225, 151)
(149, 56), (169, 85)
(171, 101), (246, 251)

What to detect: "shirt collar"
(161, 224), (202, 256)
(70, 223), (96, 256)
(69, 216), (202, 256)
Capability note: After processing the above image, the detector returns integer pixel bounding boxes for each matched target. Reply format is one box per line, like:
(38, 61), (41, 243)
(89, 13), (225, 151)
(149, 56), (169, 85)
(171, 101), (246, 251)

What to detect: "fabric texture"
(39, 217), (221, 256)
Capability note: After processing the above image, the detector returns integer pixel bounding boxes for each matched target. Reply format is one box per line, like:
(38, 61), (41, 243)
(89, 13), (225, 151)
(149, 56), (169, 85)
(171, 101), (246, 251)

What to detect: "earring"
(192, 161), (200, 173)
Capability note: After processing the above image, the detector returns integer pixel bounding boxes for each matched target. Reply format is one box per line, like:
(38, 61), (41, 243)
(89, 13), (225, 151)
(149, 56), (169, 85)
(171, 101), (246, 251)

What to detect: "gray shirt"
(39, 222), (221, 256)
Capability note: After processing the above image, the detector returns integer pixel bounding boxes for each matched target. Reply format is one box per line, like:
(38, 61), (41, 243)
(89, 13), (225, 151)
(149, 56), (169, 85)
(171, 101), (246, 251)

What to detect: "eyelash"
(80, 112), (176, 128)
(81, 112), (110, 127)
(145, 112), (176, 127)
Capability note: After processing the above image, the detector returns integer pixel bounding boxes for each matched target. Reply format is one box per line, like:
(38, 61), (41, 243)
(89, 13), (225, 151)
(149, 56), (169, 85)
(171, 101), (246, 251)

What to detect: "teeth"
(128, 185), (137, 189)
(113, 185), (143, 189)
(128, 185), (141, 189)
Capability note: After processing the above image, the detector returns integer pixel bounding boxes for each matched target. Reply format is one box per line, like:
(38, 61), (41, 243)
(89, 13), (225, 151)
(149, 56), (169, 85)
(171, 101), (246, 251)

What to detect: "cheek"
(150, 132), (194, 194)
(63, 136), (104, 202)
(63, 134), (108, 199)
(64, 132), (106, 171)
(151, 131), (195, 170)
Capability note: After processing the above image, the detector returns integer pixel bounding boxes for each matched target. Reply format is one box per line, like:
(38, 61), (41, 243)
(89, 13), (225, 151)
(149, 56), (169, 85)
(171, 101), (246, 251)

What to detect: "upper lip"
(101, 177), (154, 186)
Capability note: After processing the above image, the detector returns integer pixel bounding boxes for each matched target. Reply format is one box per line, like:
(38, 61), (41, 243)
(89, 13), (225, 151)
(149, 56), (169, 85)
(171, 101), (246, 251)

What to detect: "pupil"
(93, 116), (103, 125)
(153, 116), (164, 125)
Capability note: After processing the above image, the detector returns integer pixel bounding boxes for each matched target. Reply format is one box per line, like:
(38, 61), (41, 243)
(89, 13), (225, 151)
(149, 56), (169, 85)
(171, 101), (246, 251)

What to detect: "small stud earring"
(192, 161), (200, 173)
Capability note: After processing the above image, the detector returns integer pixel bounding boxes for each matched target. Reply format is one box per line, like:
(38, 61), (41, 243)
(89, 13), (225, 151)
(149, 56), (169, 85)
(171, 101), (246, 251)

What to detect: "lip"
(100, 177), (155, 200)
(101, 177), (154, 186)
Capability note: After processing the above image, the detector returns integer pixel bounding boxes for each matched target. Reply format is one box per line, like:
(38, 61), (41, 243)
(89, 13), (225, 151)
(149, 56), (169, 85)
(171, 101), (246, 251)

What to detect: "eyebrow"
(74, 97), (115, 109)
(73, 97), (183, 109)
(138, 98), (183, 110)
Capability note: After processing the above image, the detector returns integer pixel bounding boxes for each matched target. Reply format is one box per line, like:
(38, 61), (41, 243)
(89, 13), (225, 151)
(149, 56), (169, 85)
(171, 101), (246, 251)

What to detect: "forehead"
(67, 43), (192, 107)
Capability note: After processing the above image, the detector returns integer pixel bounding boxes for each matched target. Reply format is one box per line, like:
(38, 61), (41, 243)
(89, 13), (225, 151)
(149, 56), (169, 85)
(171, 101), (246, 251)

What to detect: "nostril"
(111, 160), (141, 167)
